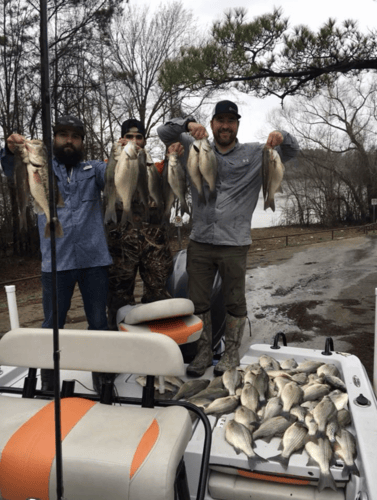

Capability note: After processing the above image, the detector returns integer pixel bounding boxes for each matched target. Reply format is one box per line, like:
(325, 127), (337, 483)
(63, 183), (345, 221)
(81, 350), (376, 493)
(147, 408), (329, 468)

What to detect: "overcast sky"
(140, 0), (376, 142)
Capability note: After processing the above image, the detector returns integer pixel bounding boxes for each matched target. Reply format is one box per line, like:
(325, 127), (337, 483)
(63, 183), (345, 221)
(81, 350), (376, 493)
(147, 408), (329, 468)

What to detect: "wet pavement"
(241, 235), (377, 380)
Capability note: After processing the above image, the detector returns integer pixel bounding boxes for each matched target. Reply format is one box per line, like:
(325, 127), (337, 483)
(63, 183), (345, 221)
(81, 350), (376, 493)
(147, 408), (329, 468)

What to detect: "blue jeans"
(41, 266), (109, 330)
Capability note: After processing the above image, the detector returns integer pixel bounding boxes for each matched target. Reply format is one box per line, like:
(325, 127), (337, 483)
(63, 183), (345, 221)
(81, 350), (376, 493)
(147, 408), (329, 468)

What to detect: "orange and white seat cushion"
(0, 396), (192, 500)
(117, 298), (203, 345)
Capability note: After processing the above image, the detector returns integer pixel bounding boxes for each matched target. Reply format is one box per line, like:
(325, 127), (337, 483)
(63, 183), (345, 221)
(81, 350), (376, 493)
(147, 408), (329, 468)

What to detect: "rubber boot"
(186, 311), (213, 378)
(214, 313), (247, 376)
(41, 368), (54, 392)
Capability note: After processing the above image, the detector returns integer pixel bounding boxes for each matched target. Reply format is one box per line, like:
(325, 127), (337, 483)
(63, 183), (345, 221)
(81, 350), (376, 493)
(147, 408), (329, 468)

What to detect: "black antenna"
(40, 1), (64, 498)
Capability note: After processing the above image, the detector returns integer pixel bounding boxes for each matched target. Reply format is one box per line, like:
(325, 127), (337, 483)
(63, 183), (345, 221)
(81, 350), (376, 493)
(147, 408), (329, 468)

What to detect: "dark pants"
(187, 240), (249, 317)
(41, 266), (109, 330)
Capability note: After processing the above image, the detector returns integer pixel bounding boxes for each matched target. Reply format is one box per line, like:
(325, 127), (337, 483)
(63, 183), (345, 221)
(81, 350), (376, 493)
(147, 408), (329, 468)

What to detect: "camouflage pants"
(107, 223), (173, 329)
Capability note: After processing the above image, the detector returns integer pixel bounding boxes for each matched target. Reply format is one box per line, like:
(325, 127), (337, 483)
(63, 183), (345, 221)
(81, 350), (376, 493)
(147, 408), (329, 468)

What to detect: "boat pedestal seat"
(117, 298), (203, 346)
(0, 328), (209, 500)
(0, 396), (191, 500)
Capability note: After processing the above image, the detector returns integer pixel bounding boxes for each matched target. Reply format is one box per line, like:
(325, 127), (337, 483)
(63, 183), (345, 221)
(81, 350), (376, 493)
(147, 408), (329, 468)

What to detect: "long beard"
(54, 144), (83, 165)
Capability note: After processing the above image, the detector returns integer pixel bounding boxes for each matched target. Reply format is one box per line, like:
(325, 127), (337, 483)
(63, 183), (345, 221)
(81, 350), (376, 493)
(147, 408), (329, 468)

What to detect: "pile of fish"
(13, 136), (64, 237)
(262, 146), (285, 212)
(138, 355), (359, 492)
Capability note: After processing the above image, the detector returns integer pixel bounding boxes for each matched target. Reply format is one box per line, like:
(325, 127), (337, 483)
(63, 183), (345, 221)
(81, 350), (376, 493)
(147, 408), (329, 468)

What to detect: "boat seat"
(0, 328), (208, 500)
(117, 298), (203, 346)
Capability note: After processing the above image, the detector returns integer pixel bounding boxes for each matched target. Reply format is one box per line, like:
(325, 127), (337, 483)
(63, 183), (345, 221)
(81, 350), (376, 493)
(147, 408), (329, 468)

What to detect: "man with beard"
(157, 100), (299, 378)
(3, 116), (113, 393)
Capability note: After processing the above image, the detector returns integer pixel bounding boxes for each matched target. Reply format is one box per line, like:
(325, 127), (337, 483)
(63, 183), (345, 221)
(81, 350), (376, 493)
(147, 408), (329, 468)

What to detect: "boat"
(1, 268), (377, 500)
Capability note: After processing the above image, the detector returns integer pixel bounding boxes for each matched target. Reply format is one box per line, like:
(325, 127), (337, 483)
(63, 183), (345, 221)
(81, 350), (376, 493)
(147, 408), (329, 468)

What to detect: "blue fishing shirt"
(1, 150), (113, 272)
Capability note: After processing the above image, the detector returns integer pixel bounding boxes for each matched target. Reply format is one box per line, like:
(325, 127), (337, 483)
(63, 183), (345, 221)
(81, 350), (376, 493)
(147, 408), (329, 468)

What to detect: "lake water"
(251, 191), (288, 228)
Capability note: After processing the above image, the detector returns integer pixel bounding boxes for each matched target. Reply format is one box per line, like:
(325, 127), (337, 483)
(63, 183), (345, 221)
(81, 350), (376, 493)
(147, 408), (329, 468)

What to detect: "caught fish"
(328, 390), (349, 411)
(252, 416), (291, 442)
(312, 395), (337, 437)
(136, 148), (150, 221)
(280, 358), (298, 370)
(262, 146), (285, 212)
(164, 375), (184, 388)
(270, 422), (308, 469)
(259, 354), (280, 372)
(290, 404), (307, 423)
(234, 406), (258, 432)
(281, 382), (303, 415)
(262, 396), (283, 421)
(146, 152), (163, 210)
(317, 364), (340, 378)
(322, 374), (347, 392)
(193, 387), (229, 401)
(12, 136), (30, 232)
(172, 379), (210, 401)
(24, 139), (64, 238)
(305, 437), (337, 492)
(225, 420), (266, 470)
(114, 141), (139, 226)
(204, 395), (240, 417)
(104, 141), (123, 224)
(187, 140), (205, 205)
(198, 138), (217, 202)
(303, 383), (330, 402)
(294, 360), (324, 374)
(337, 408), (352, 428)
(305, 412), (318, 437)
(325, 416), (339, 443)
(253, 366), (269, 403)
(207, 376), (224, 390)
(240, 383), (259, 413)
(333, 429), (359, 477)
(167, 152), (190, 215)
(223, 368), (242, 396)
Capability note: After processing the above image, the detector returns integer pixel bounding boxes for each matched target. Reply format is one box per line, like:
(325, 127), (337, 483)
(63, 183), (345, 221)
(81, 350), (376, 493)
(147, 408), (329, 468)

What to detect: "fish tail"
(270, 200), (276, 212)
(121, 210), (133, 227)
(317, 471), (337, 492)
(343, 462), (360, 478)
(57, 190), (65, 207)
(248, 453), (268, 471)
(198, 192), (207, 206)
(209, 190), (217, 202)
(44, 222), (51, 238)
(104, 205), (117, 225)
(55, 220), (64, 238)
(268, 453), (290, 469)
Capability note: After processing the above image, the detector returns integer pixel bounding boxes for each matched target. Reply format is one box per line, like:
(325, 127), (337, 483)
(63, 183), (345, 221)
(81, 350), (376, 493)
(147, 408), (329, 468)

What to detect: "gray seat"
(0, 328), (211, 500)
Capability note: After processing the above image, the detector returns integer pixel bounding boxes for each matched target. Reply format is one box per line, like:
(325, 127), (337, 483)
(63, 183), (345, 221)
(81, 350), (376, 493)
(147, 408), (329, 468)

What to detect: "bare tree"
(269, 76), (377, 225)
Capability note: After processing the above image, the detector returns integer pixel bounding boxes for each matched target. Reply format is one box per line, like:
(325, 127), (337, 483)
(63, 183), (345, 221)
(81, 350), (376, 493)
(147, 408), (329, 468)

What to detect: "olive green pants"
(186, 240), (249, 317)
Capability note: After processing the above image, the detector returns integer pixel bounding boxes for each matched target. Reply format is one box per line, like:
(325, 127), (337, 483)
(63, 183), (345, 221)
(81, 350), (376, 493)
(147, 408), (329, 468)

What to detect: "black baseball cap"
(211, 100), (241, 120)
(121, 119), (146, 138)
(53, 115), (85, 138)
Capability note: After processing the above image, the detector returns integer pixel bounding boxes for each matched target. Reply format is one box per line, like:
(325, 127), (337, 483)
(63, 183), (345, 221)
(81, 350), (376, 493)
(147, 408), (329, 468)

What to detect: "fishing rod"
(40, 0), (64, 498)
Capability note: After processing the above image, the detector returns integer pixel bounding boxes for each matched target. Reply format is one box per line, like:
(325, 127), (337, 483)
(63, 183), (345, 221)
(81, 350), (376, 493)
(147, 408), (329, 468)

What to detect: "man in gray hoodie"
(157, 100), (299, 377)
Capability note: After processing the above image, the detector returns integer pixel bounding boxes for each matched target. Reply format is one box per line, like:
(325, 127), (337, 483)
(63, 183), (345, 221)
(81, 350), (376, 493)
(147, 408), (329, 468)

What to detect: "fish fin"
(193, 144), (200, 153)
(317, 471), (337, 492)
(277, 185), (283, 194)
(268, 453), (289, 469)
(55, 221), (64, 238)
(208, 190), (217, 202)
(248, 453), (268, 471)
(270, 200), (276, 212)
(198, 192), (206, 206)
(104, 205), (117, 225)
(44, 222), (50, 238)
(342, 463), (360, 478)
(121, 210), (133, 227)
(181, 201), (190, 216)
(32, 200), (44, 215)
(56, 190), (65, 207)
